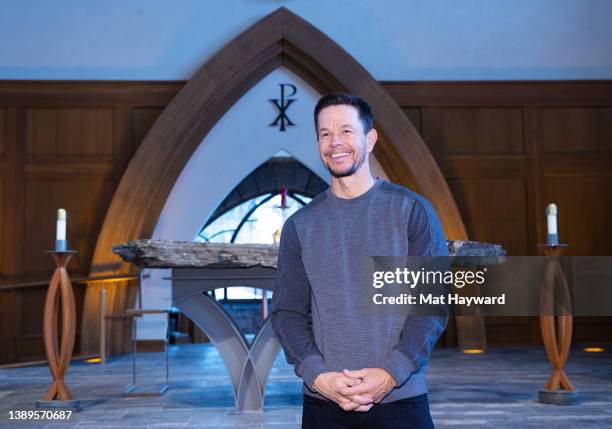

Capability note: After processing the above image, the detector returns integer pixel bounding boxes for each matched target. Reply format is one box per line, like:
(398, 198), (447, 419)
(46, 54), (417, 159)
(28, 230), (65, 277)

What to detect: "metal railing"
(0, 274), (139, 291)
(2, 272), (271, 370)
(0, 273), (138, 368)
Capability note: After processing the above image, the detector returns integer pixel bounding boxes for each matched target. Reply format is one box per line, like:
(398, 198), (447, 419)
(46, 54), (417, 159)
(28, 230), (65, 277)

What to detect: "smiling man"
(271, 93), (448, 429)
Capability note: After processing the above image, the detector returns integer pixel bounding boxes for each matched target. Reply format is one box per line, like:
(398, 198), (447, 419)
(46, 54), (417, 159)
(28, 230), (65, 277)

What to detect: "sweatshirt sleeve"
(380, 197), (450, 387)
(270, 217), (327, 390)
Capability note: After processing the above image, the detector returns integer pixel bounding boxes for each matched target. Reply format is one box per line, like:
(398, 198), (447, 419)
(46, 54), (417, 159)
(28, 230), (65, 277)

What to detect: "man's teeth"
(331, 152), (349, 158)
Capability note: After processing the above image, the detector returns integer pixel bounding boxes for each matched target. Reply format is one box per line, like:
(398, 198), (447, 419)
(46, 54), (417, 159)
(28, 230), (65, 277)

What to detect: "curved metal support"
(173, 290), (280, 411)
(249, 320), (281, 391)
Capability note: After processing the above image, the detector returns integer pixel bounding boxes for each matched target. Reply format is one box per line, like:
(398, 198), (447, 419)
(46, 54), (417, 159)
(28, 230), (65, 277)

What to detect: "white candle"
(56, 209), (67, 241)
(546, 203), (559, 246)
(546, 204), (557, 235)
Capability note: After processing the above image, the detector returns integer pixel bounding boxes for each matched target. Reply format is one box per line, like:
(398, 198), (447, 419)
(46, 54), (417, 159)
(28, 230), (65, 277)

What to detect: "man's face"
(316, 105), (375, 178)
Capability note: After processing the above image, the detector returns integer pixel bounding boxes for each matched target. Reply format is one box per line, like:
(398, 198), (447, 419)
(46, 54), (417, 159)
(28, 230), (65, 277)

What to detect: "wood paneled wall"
(385, 81), (612, 345)
(386, 83), (612, 257)
(0, 82), (175, 363)
(0, 80), (610, 363)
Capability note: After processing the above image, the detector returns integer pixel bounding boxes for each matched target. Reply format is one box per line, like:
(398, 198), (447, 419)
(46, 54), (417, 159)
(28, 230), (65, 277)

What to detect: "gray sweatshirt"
(271, 178), (448, 403)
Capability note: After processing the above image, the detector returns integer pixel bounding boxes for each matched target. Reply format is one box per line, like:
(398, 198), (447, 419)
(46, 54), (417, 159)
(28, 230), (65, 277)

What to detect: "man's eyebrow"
(318, 124), (356, 132)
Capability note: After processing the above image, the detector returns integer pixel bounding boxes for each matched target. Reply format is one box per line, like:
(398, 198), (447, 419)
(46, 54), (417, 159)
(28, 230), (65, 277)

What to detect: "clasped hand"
(312, 368), (396, 412)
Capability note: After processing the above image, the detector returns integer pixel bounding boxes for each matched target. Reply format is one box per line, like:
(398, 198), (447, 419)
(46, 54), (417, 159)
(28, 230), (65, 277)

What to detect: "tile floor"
(1, 344), (611, 428)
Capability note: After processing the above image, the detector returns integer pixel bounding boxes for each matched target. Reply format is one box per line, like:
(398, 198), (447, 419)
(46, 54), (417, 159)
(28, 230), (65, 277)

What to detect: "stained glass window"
(196, 192), (312, 299)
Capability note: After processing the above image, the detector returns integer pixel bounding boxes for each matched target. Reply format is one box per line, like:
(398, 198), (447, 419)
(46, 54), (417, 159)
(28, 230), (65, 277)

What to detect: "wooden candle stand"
(538, 244), (581, 405)
(36, 250), (80, 410)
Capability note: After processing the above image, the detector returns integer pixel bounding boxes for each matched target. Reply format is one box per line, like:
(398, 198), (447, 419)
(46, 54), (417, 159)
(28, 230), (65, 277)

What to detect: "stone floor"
(0, 344), (611, 428)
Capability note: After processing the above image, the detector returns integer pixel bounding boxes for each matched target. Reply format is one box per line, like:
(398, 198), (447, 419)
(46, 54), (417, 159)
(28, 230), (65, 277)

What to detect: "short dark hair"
(314, 93), (373, 136)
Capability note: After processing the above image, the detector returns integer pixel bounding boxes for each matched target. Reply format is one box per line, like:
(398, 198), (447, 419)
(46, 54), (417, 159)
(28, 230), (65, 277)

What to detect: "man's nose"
(331, 133), (343, 146)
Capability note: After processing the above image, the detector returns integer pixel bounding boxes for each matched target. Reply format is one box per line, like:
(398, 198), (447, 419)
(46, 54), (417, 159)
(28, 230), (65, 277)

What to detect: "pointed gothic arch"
(82, 7), (468, 353)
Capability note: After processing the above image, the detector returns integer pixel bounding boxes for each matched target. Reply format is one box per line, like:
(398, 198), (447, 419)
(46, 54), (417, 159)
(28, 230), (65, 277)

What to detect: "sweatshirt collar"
(325, 177), (383, 204)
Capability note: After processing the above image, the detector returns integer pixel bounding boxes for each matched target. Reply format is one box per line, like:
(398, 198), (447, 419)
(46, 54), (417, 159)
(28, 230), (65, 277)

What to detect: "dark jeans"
(301, 393), (434, 429)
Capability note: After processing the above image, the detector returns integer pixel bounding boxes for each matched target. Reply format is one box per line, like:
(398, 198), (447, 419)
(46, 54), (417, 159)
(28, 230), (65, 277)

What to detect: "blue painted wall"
(1, 0), (610, 80)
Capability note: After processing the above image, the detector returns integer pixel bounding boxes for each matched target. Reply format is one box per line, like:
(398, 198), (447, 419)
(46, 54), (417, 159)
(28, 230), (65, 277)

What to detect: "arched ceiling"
(82, 6), (468, 353)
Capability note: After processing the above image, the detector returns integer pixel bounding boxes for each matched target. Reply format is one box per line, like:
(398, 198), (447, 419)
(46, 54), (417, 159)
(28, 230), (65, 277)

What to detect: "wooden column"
(538, 244), (580, 405)
(36, 250), (80, 410)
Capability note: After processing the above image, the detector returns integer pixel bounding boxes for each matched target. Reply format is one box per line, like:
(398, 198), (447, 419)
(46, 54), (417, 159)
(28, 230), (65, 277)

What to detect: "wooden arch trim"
(83, 7), (468, 353)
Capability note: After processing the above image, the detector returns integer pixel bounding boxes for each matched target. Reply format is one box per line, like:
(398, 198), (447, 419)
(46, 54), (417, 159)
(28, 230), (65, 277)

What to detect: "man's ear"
(367, 128), (378, 152)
